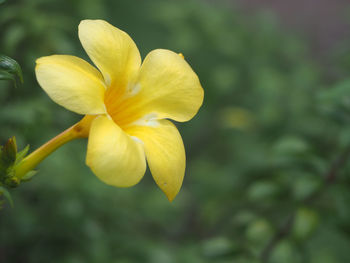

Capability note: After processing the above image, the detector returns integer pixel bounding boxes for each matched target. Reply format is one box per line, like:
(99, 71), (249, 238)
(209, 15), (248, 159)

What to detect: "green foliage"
(0, 55), (23, 87)
(1, 0), (350, 262)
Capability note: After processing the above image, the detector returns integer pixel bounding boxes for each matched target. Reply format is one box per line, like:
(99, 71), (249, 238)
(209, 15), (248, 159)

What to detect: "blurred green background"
(2, 0), (350, 262)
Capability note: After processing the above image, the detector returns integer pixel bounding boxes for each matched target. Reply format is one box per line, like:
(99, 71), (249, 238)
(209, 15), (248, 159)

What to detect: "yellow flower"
(35, 20), (204, 201)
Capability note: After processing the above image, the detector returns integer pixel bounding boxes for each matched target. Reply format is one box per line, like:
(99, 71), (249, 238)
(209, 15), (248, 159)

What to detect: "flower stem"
(15, 115), (95, 180)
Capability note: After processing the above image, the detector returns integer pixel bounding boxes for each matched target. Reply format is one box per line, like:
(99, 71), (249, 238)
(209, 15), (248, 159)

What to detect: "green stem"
(15, 115), (95, 179)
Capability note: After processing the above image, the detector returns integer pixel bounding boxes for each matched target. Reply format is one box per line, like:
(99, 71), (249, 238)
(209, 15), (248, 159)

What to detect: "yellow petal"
(86, 116), (146, 187)
(36, 55), (106, 115)
(125, 120), (186, 201)
(118, 49), (204, 123)
(78, 19), (141, 89)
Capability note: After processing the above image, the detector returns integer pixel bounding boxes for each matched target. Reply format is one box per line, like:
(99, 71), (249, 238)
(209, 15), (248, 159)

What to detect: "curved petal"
(36, 55), (106, 115)
(78, 19), (141, 89)
(118, 49), (204, 123)
(125, 119), (186, 201)
(86, 116), (146, 187)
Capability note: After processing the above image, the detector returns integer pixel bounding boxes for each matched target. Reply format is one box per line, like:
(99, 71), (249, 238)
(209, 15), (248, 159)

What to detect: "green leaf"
(0, 186), (13, 207)
(0, 69), (16, 83)
(0, 0), (6, 4)
(0, 55), (23, 87)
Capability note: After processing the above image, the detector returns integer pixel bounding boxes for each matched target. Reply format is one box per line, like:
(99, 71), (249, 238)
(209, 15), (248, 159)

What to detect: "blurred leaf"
(270, 241), (301, 263)
(246, 219), (273, 244)
(292, 175), (322, 201)
(292, 207), (319, 241)
(201, 237), (236, 258)
(248, 181), (280, 201)
(0, 186), (13, 208)
(273, 136), (309, 155)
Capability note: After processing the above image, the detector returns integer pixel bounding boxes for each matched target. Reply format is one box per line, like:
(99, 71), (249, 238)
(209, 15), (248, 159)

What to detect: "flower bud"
(2, 137), (17, 165)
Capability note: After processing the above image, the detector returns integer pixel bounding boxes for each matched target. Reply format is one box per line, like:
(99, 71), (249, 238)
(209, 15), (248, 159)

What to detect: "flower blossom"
(35, 20), (204, 201)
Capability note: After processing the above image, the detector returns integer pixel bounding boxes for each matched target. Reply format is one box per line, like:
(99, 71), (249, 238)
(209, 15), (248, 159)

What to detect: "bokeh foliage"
(1, 0), (350, 262)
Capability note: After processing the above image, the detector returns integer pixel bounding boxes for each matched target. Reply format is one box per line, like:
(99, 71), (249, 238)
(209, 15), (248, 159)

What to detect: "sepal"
(0, 137), (33, 189)
(20, 170), (37, 182)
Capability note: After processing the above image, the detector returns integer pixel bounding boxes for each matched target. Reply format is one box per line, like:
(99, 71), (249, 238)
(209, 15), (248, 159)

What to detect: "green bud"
(0, 55), (23, 87)
(2, 137), (17, 165)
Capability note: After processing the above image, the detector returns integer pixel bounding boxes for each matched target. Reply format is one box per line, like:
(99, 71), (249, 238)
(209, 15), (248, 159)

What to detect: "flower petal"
(86, 116), (146, 187)
(119, 49), (203, 123)
(125, 120), (186, 201)
(36, 55), (106, 115)
(79, 19), (141, 89)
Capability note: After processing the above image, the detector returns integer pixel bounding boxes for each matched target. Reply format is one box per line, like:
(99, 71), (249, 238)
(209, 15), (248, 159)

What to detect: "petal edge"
(126, 119), (186, 201)
(35, 55), (106, 115)
(78, 19), (141, 89)
(133, 49), (204, 122)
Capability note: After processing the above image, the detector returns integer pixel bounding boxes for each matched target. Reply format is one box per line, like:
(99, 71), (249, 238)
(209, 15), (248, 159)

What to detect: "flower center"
(104, 85), (143, 129)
